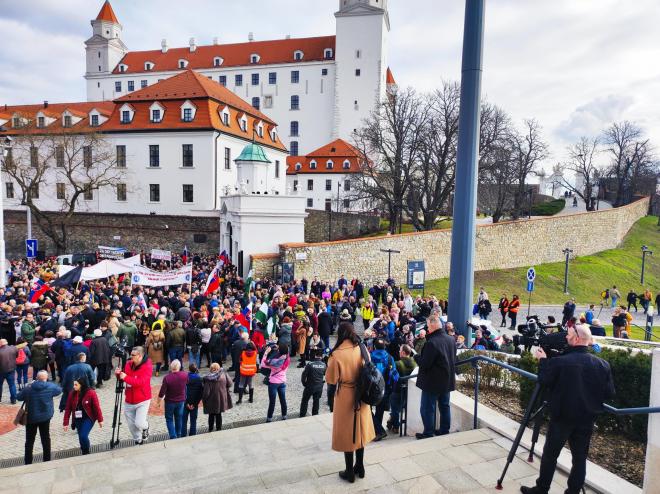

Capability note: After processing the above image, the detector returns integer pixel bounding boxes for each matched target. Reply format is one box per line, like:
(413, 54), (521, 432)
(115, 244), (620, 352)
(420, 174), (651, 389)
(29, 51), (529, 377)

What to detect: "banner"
(98, 245), (127, 260)
(151, 249), (172, 262)
(60, 255), (141, 281)
(130, 264), (193, 287)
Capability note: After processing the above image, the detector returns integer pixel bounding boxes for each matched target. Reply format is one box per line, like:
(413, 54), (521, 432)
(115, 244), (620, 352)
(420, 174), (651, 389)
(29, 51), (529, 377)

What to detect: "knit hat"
(93, 329), (102, 337)
(72, 336), (83, 344)
(340, 309), (351, 320)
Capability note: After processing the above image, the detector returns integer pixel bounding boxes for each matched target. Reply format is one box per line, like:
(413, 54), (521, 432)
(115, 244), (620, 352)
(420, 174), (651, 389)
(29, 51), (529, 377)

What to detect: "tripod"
(496, 382), (548, 489)
(110, 352), (127, 449)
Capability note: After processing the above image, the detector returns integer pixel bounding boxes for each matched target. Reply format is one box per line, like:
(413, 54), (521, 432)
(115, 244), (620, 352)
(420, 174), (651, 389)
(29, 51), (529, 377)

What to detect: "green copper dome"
(235, 143), (271, 163)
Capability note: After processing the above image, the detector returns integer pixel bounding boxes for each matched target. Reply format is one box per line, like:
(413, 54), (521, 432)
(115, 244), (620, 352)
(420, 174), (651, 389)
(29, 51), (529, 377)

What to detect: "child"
(299, 348), (326, 417)
(237, 342), (257, 404)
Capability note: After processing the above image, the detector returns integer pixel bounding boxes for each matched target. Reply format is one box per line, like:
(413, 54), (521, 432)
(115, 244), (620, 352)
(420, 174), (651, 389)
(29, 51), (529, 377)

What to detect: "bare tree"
(2, 122), (126, 253)
(602, 121), (656, 206)
(404, 82), (459, 230)
(557, 137), (602, 210)
(352, 86), (428, 233)
(509, 119), (549, 219)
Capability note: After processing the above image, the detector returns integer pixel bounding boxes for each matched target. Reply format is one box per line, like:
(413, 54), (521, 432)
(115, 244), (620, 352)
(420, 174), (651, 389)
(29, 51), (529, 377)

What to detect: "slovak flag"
(218, 250), (229, 266)
(236, 302), (252, 330)
(28, 278), (51, 303)
(182, 245), (189, 265)
(203, 262), (222, 296)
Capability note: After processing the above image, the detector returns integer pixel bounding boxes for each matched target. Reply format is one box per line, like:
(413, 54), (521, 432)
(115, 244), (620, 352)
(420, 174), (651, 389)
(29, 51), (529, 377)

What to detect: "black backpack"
(352, 343), (385, 443)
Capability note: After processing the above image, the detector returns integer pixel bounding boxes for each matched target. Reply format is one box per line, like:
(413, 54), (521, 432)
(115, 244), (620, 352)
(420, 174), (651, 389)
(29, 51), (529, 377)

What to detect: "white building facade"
(84, 0), (390, 156)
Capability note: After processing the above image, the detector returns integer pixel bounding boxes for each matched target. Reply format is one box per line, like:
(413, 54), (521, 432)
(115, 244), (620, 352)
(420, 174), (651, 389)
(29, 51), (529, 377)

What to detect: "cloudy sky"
(1, 0), (658, 167)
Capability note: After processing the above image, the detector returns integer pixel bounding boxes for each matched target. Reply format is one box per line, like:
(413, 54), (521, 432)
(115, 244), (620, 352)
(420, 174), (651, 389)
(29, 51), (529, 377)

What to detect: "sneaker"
(135, 440), (143, 445)
(266, 418), (273, 423)
(282, 415), (287, 421)
(415, 432), (432, 440)
(142, 425), (150, 441)
(374, 431), (387, 442)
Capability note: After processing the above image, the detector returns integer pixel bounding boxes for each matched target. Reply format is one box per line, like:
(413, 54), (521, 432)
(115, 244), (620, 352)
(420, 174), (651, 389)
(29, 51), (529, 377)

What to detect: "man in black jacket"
(414, 314), (456, 439)
(521, 324), (615, 494)
(299, 348), (326, 417)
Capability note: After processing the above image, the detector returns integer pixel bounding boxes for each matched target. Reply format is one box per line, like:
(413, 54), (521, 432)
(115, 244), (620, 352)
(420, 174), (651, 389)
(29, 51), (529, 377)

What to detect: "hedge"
(531, 198), (566, 216)
(514, 348), (652, 442)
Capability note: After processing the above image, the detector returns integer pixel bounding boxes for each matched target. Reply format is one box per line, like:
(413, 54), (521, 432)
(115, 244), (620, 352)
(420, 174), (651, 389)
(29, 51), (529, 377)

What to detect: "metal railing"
(398, 354), (660, 437)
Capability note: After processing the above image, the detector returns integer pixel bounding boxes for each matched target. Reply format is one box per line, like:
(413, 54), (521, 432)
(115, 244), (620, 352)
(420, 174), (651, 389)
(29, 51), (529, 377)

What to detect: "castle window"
(309, 160), (317, 169)
(326, 160), (334, 170)
(144, 62), (153, 71)
(252, 97), (260, 110)
(219, 75), (227, 86)
(322, 68), (328, 76)
(269, 72), (277, 84)
(295, 164), (302, 171)
(178, 59), (188, 69)
(324, 49), (333, 59)
(343, 159), (351, 169)
(356, 49), (361, 59)
(290, 121), (299, 137)
(183, 108), (193, 122)
(128, 80), (134, 91)
(151, 109), (161, 123)
(355, 69), (361, 77)
(290, 95), (299, 110)
(250, 54), (260, 64)
(251, 73), (259, 86)
(291, 70), (299, 84)
(290, 141), (299, 155)
(213, 57), (223, 67)
(115, 81), (121, 92)
(37, 117), (45, 128)
(294, 50), (304, 61)
(121, 110), (131, 124)
(235, 74), (243, 86)
(264, 95), (273, 108)
(141, 80), (148, 88)
(91, 114), (99, 127)
(63, 115), (72, 128)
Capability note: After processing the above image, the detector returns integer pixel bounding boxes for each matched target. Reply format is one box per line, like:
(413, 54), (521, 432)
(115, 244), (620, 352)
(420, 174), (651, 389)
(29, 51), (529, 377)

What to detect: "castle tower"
(333, 0), (390, 140)
(84, 1), (128, 100)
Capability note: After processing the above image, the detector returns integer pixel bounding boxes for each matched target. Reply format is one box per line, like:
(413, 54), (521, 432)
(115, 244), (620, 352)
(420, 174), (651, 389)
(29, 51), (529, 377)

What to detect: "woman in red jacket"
(63, 377), (103, 455)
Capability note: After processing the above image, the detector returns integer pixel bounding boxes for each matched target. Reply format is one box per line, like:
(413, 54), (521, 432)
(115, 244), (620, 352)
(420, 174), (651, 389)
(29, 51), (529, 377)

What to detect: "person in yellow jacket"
(361, 300), (374, 330)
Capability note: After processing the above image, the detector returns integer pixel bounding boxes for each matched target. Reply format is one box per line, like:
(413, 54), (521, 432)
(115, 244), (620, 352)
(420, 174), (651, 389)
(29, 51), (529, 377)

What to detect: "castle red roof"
(286, 138), (365, 175)
(386, 67), (396, 85)
(96, 0), (119, 24)
(113, 35), (335, 74)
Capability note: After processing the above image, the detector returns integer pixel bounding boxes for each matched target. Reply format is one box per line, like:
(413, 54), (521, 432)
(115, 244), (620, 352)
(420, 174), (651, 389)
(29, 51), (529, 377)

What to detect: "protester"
(89, 329), (112, 388)
(260, 343), (290, 422)
(59, 353), (96, 412)
(182, 364), (203, 437)
(388, 344), (417, 434)
(146, 326), (166, 376)
(370, 337), (397, 441)
(18, 370), (62, 464)
(202, 362), (233, 432)
(116, 346), (152, 445)
(158, 359), (188, 439)
(325, 322), (375, 483)
(63, 377), (103, 455)
(0, 339), (19, 404)
(237, 341), (258, 404)
(15, 337), (31, 390)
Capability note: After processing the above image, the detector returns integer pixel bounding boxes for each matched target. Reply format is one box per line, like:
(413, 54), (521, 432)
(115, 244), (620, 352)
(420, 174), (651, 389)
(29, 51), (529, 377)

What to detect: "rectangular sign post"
(25, 239), (38, 260)
(407, 260), (426, 296)
(526, 267), (536, 317)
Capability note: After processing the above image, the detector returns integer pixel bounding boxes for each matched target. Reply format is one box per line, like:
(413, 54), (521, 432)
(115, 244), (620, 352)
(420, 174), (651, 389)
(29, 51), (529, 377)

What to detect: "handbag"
(13, 402), (27, 426)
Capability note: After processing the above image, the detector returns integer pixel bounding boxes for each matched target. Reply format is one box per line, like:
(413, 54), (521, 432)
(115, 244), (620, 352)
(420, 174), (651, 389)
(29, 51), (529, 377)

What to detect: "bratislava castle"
(85, 0), (392, 156)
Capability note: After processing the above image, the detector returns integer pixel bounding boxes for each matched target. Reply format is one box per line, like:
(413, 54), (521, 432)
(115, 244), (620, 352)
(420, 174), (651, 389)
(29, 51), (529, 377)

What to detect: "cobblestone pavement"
(0, 344), (332, 461)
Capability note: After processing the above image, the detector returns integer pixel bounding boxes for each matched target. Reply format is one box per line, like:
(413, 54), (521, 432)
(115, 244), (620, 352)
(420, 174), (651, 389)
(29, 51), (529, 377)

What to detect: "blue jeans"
(164, 401), (185, 439)
(267, 383), (287, 420)
(75, 417), (94, 454)
(168, 347), (184, 365)
(420, 391), (451, 436)
(16, 364), (29, 386)
(0, 371), (17, 402)
(390, 392), (402, 428)
(187, 347), (201, 368)
(611, 297), (618, 308)
(181, 404), (198, 437)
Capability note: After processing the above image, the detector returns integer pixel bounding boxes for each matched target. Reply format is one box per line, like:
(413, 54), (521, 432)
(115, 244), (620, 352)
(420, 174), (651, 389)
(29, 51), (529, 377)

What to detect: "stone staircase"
(0, 413), (597, 494)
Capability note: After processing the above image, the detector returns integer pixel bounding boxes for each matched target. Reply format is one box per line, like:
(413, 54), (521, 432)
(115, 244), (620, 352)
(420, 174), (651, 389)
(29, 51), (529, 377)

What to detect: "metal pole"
(388, 251), (392, 280)
(0, 143), (7, 288)
(26, 206), (32, 241)
(448, 0), (485, 349)
(562, 249), (571, 294)
(641, 247), (652, 285)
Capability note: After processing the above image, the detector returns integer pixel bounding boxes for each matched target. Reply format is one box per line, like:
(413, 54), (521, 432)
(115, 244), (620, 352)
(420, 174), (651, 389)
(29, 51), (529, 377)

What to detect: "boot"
(237, 389), (244, 404)
(354, 448), (365, 479)
(249, 389), (254, 403)
(339, 452), (355, 483)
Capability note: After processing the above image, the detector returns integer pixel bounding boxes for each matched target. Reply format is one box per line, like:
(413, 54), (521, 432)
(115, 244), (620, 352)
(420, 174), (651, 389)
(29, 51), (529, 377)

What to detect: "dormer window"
(37, 117), (45, 128)
(151, 109), (161, 123)
(343, 159), (351, 169)
(293, 50), (304, 61)
(326, 160), (334, 170)
(324, 48), (333, 59)
(182, 108), (192, 122)
(213, 57), (223, 67)
(178, 59), (188, 69)
(118, 64), (128, 73)
(180, 100), (196, 122)
(91, 115), (99, 127)
(144, 62), (154, 71)
(309, 160), (317, 169)
(121, 111), (130, 124)
(250, 54), (260, 64)
(295, 163), (302, 171)
(12, 117), (20, 128)
(63, 116), (72, 128)
(149, 102), (165, 123)
(222, 111), (229, 126)
(239, 115), (248, 132)
(270, 128), (278, 142)
(256, 122), (264, 138)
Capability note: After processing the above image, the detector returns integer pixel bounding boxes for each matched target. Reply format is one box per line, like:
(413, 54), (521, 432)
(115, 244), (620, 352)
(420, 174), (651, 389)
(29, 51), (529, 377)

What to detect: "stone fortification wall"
(303, 209), (380, 243)
(277, 197), (651, 285)
(250, 253), (280, 278)
(3, 210), (219, 258)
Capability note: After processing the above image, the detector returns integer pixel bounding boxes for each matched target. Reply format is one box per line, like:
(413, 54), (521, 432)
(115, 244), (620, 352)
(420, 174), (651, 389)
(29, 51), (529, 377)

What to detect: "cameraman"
(520, 325), (614, 494)
(115, 346), (153, 445)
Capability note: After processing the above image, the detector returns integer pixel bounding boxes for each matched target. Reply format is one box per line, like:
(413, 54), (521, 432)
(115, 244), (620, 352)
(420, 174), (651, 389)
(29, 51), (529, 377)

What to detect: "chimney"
(213, 37), (219, 45)
(189, 37), (197, 52)
(161, 38), (168, 53)
(43, 101), (49, 108)
(248, 32), (254, 42)
(285, 35), (291, 39)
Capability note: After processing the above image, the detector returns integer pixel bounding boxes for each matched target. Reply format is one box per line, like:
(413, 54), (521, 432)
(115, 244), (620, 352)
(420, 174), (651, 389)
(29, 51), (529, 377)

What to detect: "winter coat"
(208, 332), (224, 360)
(185, 373), (203, 407)
(296, 325), (309, 355)
(0, 344), (17, 373)
(317, 312), (333, 339)
(202, 369), (233, 414)
(122, 356), (153, 404)
(117, 322), (138, 348)
(89, 337), (112, 366)
(277, 322), (292, 347)
(415, 329), (457, 395)
(15, 343), (31, 365)
(325, 340), (376, 452)
(146, 329), (165, 364)
(60, 362), (96, 411)
(167, 327), (186, 348)
(17, 380), (62, 424)
(30, 340), (50, 369)
(63, 388), (103, 426)
(20, 321), (36, 344)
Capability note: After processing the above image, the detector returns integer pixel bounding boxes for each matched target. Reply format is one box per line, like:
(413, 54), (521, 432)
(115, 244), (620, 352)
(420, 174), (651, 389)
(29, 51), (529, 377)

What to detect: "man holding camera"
(520, 325), (615, 494)
(115, 346), (153, 445)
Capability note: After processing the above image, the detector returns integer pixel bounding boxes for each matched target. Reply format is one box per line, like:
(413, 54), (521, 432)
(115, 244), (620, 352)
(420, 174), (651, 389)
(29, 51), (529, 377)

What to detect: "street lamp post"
(527, 188), (534, 219)
(0, 137), (11, 288)
(562, 248), (573, 294)
(379, 248), (400, 281)
(641, 245), (653, 285)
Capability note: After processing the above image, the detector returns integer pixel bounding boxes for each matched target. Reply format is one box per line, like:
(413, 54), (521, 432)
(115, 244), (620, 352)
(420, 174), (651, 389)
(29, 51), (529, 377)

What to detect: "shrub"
(458, 350), (516, 391)
(515, 351), (538, 408)
(531, 198), (566, 216)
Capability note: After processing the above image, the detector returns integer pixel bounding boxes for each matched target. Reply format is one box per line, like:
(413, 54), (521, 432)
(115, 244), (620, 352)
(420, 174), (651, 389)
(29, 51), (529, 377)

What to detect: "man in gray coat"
(0, 339), (18, 404)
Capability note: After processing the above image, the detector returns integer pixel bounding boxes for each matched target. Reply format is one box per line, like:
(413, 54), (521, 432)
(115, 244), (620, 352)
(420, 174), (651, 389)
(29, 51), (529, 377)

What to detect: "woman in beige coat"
(326, 321), (375, 483)
(146, 328), (165, 376)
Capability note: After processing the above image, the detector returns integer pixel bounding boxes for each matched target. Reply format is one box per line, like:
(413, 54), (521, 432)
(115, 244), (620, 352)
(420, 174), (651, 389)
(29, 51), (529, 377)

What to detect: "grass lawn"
(414, 216), (660, 305)
(602, 324), (660, 341)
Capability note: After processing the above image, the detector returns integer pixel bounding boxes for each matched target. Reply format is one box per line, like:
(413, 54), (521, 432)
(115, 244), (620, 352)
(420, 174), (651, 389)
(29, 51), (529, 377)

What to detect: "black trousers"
(208, 413), (222, 431)
(327, 383), (336, 412)
(300, 386), (322, 417)
(25, 420), (51, 465)
(537, 420), (593, 493)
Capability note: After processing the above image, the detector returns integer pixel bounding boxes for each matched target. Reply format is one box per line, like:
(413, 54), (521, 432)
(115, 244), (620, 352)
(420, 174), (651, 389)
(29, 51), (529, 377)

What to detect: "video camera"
(113, 337), (129, 366)
(512, 315), (567, 356)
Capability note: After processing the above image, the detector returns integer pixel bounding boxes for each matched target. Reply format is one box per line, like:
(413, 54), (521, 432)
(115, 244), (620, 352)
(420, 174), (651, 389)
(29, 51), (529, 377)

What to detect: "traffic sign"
(527, 280), (534, 292)
(25, 239), (38, 259)
(526, 267), (536, 282)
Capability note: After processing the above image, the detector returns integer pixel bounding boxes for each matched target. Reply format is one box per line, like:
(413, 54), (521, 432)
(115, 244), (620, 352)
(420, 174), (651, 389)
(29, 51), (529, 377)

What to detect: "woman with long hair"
(63, 377), (103, 455)
(326, 322), (375, 483)
(259, 343), (290, 422)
